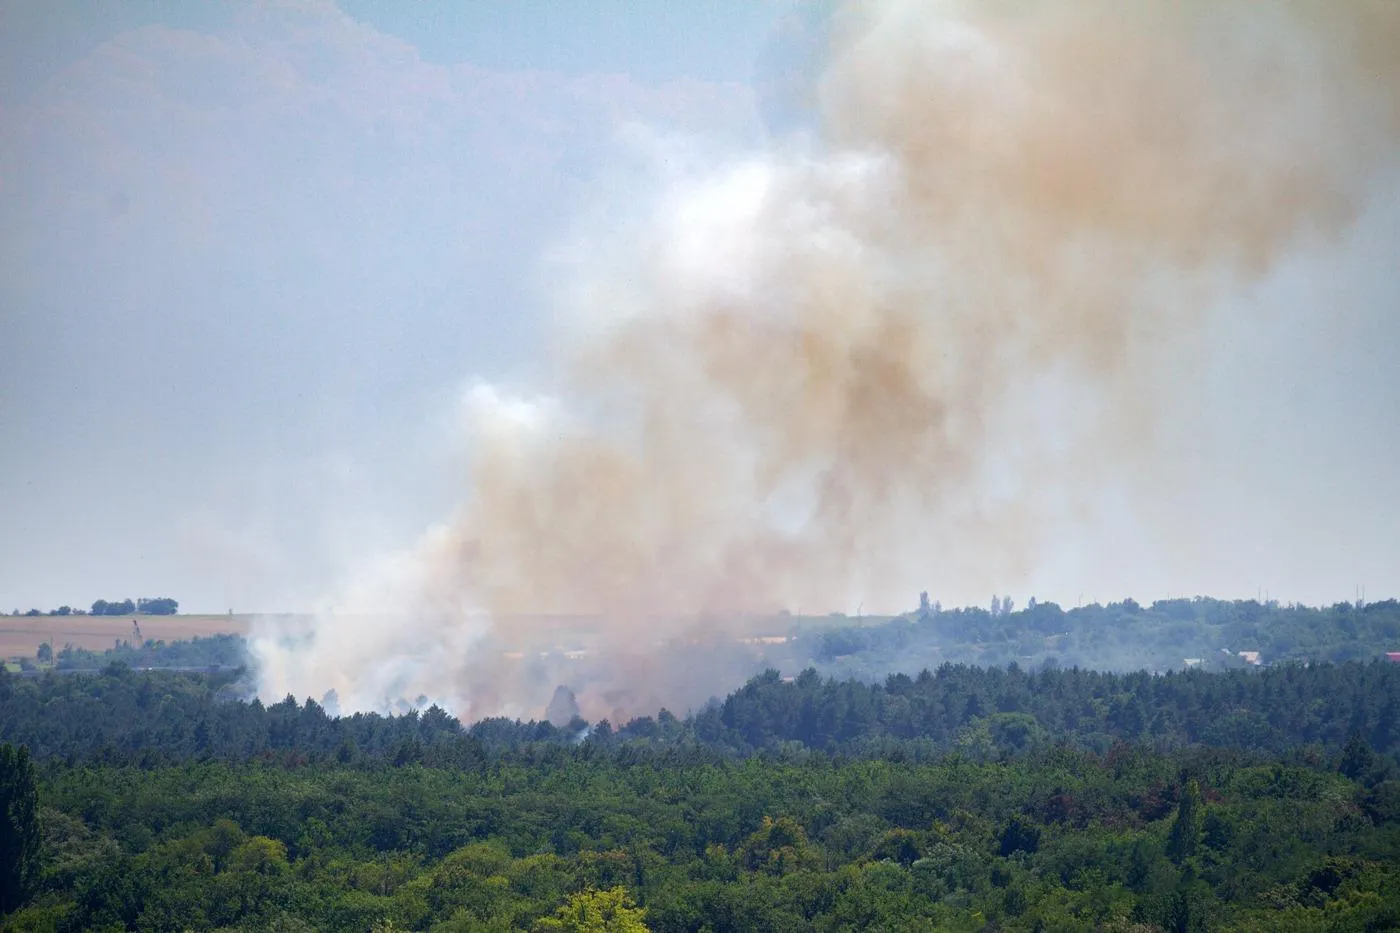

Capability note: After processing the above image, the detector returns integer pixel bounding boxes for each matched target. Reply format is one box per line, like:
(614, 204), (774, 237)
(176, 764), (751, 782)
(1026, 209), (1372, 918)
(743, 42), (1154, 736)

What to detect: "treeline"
(10, 597), (179, 617)
(45, 634), (244, 671)
(17, 635), (239, 674)
(699, 662), (1400, 760)
(4, 660), (1399, 767)
(776, 596), (1400, 679)
(92, 597), (178, 616)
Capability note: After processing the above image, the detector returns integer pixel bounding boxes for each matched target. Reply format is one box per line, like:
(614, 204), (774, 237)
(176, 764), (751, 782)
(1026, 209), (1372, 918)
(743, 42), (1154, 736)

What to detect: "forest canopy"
(2, 657), (1399, 931)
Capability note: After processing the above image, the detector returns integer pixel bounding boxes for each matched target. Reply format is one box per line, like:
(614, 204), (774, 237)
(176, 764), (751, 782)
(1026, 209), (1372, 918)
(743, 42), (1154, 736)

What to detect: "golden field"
(0, 613), (260, 660)
(0, 609), (894, 663)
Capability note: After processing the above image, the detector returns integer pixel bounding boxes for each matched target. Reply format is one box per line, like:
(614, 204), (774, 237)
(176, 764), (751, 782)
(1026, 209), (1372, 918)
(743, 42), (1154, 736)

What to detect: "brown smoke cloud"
(251, 0), (1400, 722)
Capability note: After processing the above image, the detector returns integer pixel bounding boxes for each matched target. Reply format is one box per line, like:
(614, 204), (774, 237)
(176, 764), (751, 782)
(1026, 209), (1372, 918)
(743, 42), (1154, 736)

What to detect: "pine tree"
(1339, 732), (1379, 785)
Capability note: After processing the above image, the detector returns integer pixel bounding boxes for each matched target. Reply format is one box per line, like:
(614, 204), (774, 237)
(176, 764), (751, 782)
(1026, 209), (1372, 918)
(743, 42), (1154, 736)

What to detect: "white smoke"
(251, 0), (1400, 722)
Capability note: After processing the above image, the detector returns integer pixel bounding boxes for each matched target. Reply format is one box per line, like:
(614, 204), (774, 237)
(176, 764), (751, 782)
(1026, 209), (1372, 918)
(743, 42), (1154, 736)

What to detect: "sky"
(2, 0), (1398, 617)
(0, 0), (807, 613)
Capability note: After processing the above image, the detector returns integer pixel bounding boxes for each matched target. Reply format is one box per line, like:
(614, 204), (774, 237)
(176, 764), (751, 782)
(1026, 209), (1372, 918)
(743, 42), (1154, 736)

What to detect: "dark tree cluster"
(46, 633), (243, 671)
(3, 660), (1399, 772)
(85, 597), (178, 616)
(696, 662), (1400, 759)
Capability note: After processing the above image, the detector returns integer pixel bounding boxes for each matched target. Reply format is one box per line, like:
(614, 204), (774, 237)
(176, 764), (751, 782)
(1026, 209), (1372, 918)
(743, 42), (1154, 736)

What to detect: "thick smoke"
(251, 0), (1400, 722)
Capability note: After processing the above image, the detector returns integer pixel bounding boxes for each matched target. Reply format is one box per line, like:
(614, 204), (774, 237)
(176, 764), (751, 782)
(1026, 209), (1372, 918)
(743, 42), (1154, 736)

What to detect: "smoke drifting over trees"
(251, 1), (1400, 722)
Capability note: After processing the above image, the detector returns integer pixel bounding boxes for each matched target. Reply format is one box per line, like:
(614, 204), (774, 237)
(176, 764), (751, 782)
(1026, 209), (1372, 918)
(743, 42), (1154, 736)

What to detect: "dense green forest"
(5, 661), (1400, 763)
(4, 661), (1400, 931)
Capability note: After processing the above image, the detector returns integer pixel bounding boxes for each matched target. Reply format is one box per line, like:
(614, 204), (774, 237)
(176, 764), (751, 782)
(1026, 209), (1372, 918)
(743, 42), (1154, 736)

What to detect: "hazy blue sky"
(0, 0), (810, 612)
(2, 1), (1397, 616)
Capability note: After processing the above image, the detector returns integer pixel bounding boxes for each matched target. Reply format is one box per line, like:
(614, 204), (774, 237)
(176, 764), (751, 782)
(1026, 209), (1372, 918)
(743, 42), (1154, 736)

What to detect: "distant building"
(1237, 650), (1262, 666)
(1183, 658), (1203, 668)
(1385, 652), (1400, 664)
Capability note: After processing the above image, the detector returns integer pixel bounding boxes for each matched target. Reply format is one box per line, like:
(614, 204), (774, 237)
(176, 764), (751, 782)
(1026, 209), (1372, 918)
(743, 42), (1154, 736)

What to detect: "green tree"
(533, 887), (650, 933)
(872, 828), (923, 866)
(739, 816), (819, 875)
(1338, 732), (1379, 784)
(1166, 779), (1204, 864)
(0, 743), (42, 914)
(998, 814), (1040, 857)
(228, 836), (290, 875)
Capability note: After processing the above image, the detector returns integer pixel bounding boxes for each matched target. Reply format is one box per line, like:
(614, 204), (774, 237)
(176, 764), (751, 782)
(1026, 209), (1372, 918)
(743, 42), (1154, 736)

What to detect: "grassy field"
(0, 613), (259, 660)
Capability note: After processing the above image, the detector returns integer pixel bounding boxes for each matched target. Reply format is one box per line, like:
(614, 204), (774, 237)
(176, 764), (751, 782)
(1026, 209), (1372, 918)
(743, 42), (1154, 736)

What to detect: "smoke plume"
(251, 0), (1400, 722)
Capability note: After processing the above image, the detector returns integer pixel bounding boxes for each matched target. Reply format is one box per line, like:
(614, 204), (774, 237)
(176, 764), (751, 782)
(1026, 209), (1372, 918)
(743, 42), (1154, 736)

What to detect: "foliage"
(85, 597), (179, 616)
(49, 633), (245, 671)
(533, 887), (651, 932)
(90, 599), (136, 616)
(0, 742), (1393, 930)
(777, 596), (1400, 678)
(1165, 779), (1203, 864)
(1, 643), (1399, 929)
(0, 742), (42, 913)
(4, 660), (1400, 770)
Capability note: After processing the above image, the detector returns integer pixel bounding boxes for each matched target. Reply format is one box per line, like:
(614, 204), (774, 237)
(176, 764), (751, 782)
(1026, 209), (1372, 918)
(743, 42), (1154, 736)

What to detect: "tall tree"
(1166, 779), (1204, 864)
(1339, 732), (1380, 785)
(0, 743), (41, 914)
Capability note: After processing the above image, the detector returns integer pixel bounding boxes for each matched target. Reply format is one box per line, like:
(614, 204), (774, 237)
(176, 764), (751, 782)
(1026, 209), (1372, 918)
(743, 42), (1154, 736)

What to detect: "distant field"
(0, 613), (263, 660)
(0, 610), (900, 662)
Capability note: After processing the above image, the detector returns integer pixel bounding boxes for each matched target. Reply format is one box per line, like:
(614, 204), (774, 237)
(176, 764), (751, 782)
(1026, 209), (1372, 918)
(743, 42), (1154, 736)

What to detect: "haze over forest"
(4, 2), (1399, 720)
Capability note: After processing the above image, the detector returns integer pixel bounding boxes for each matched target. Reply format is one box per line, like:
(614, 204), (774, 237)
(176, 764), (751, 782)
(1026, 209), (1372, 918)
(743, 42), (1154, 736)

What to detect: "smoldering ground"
(250, 0), (1400, 723)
